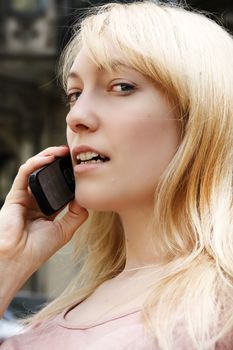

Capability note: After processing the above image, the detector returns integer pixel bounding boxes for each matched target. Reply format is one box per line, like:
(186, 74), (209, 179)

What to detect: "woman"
(1, 1), (233, 349)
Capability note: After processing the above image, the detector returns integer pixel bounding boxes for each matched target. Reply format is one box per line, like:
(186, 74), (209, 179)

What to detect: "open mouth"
(76, 151), (110, 165)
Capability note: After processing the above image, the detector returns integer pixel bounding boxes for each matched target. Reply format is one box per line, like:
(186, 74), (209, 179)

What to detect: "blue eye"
(112, 83), (135, 93)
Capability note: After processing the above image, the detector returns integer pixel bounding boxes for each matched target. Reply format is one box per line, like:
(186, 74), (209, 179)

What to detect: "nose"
(66, 96), (99, 133)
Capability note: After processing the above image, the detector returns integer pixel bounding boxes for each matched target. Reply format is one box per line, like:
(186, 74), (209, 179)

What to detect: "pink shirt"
(0, 304), (231, 349)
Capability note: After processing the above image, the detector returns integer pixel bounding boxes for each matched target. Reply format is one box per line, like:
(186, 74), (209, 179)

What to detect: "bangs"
(82, 32), (154, 78)
(60, 2), (176, 94)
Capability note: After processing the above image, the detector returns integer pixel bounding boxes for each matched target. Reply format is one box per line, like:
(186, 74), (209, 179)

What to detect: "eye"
(111, 83), (136, 94)
(65, 91), (82, 107)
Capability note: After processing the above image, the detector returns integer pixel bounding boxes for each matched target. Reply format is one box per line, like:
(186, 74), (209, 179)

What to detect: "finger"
(10, 146), (70, 193)
(54, 200), (88, 245)
(10, 155), (56, 193)
(37, 145), (69, 157)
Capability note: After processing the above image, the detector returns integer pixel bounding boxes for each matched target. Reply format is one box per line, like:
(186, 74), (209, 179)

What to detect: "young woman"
(1, 1), (233, 349)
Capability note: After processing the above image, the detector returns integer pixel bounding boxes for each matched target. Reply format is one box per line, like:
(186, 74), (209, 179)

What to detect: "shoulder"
(0, 316), (61, 349)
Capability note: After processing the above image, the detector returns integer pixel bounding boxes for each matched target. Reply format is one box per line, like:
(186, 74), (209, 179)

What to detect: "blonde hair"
(32, 1), (233, 348)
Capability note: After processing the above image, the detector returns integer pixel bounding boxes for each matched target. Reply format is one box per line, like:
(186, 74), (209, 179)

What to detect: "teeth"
(77, 152), (99, 161)
(82, 159), (102, 164)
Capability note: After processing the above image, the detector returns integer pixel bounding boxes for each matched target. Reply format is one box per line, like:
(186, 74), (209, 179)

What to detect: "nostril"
(67, 122), (89, 134)
(75, 124), (89, 131)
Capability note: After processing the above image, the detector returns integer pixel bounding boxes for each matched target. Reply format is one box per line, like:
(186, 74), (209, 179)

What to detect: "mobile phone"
(28, 155), (75, 216)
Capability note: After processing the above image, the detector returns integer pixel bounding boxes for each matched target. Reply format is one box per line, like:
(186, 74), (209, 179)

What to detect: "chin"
(75, 188), (116, 212)
(75, 184), (143, 212)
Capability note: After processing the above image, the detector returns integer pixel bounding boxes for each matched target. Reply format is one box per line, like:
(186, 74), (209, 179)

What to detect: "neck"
(118, 204), (163, 271)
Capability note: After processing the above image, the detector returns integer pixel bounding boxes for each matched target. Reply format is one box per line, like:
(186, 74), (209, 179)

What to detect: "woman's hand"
(0, 146), (88, 314)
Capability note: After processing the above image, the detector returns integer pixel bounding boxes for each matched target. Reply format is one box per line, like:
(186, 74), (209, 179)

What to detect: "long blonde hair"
(32, 1), (233, 348)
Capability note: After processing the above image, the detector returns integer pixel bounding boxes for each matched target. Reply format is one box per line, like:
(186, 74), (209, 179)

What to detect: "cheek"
(121, 116), (179, 170)
(66, 127), (70, 143)
(119, 117), (179, 202)
(66, 127), (74, 150)
(112, 91), (179, 162)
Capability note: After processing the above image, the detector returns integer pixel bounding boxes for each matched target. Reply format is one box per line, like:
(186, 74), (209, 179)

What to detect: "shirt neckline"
(58, 301), (142, 330)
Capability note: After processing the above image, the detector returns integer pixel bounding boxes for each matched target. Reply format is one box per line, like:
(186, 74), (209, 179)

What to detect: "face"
(66, 48), (180, 213)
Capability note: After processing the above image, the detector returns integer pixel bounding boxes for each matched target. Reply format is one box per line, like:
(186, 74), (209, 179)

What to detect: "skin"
(63, 48), (181, 324)
(0, 47), (180, 322)
(0, 146), (88, 317)
(66, 48), (180, 270)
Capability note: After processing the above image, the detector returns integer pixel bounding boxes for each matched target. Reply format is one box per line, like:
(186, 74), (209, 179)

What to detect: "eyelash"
(111, 83), (135, 93)
(65, 92), (81, 106)
(64, 83), (136, 107)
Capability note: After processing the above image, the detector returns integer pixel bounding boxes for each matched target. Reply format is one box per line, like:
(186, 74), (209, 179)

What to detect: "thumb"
(54, 200), (88, 244)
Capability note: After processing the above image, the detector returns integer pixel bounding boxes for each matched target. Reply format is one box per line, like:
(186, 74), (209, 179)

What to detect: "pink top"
(0, 303), (232, 349)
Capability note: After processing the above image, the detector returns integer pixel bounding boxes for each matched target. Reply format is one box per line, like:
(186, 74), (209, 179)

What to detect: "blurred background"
(0, 0), (233, 324)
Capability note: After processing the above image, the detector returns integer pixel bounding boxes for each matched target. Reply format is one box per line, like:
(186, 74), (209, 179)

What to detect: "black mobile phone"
(28, 155), (75, 216)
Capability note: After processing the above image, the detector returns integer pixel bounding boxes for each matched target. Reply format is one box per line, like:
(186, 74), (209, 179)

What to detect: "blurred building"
(0, 0), (66, 204)
(0, 0), (95, 297)
(0, 0), (233, 298)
